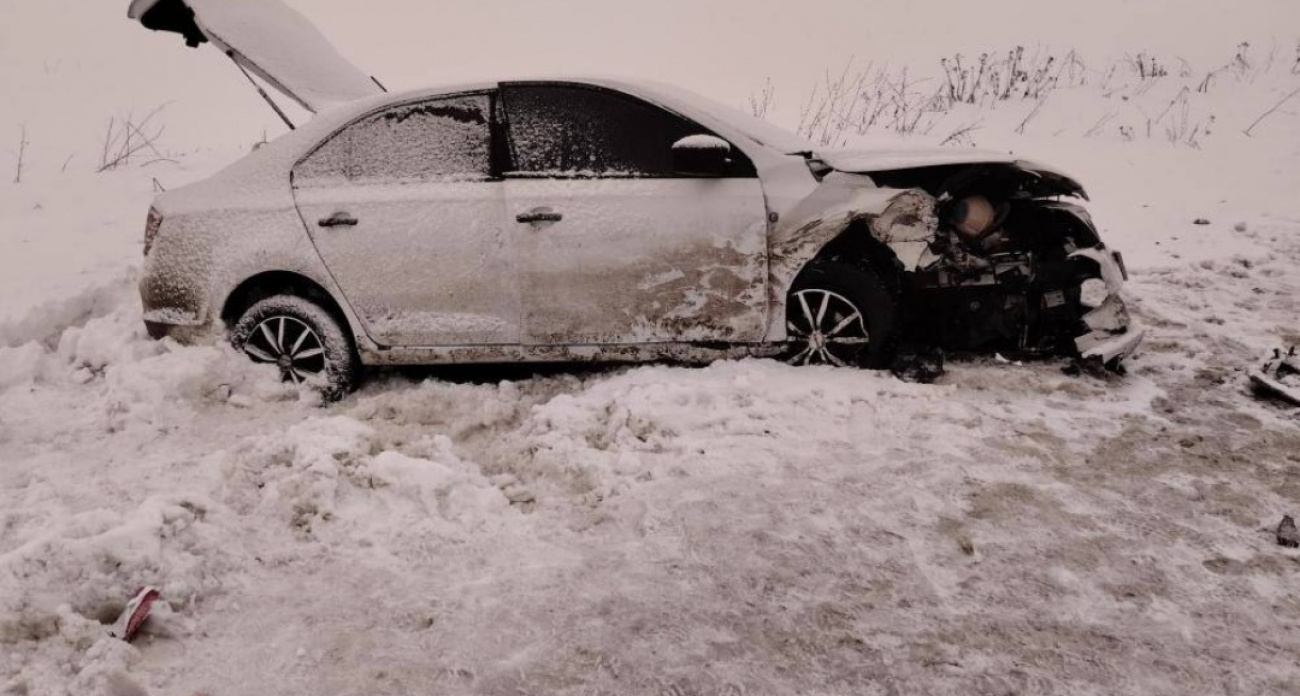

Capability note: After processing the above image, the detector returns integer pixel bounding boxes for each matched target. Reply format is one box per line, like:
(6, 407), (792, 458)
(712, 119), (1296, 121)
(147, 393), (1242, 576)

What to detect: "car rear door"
(292, 92), (518, 347)
(500, 82), (770, 346)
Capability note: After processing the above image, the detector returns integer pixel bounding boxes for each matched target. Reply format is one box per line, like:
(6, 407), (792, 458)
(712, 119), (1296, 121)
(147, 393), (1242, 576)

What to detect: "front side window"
(296, 93), (493, 186)
(502, 84), (754, 178)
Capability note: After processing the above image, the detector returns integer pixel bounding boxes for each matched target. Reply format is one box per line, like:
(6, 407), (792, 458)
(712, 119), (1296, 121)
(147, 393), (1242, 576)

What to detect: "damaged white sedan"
(130, 0), (1142, 395)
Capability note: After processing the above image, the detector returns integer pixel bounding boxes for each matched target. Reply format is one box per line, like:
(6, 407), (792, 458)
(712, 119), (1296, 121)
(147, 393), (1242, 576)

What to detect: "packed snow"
(4, 2), (1300, 694)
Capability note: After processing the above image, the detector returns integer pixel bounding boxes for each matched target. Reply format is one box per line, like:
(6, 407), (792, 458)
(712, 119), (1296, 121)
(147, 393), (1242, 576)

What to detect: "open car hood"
(128, 0), (382, 113)
(816, 148), (1087, 199)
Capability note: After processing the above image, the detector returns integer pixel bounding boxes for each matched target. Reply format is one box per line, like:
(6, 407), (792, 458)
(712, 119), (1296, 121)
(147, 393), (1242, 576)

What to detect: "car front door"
(292, 92), (518, 347)
(500, 82), (769, 346)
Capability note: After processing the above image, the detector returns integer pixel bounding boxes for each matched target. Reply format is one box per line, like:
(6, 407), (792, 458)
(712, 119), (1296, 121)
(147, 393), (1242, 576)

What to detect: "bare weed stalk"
(1084, 112), (1116, 138)
(940, 120), (983, 147)
(765, 41), (1295, 148)
(1016, 98), (1047, 135)
(98, 104), (170, 173)
(13, 124), (28, 184)
(1245, 86), (1300, 136)
(749, 78), (776, 120)
(797, 60), (869, 147)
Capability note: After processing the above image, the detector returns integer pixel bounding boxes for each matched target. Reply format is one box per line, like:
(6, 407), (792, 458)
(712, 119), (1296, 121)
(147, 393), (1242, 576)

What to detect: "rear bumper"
(139, 264), (211, 342)
(143, 316), (212, 343)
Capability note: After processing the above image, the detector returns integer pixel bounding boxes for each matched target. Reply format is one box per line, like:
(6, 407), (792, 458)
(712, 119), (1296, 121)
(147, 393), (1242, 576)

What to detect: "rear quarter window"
(295, 93), (493, 186)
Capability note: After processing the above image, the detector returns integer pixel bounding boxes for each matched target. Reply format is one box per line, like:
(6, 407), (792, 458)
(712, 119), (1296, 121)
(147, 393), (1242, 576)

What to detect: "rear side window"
(502, 84), (755, 178)
(296, 93), (493, 186)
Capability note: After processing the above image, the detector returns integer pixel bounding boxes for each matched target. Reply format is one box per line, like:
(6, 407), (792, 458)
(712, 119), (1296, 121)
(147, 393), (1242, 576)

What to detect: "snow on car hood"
(816, 147), (1087, 198)
(128, 0), (382, 113)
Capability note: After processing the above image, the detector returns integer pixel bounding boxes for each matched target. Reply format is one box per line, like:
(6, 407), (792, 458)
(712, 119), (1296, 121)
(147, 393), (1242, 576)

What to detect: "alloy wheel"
(787, 289), (871, 366)
(241, 315), (327, 384)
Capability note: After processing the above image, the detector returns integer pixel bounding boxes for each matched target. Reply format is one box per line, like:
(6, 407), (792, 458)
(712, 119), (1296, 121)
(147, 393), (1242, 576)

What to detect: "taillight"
(143, 207), (163, 257)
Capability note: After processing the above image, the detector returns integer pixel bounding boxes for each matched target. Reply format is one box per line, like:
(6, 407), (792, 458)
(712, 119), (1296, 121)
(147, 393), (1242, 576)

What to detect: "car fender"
(765, 171), (939, 341)
(141, 202), (371, 352)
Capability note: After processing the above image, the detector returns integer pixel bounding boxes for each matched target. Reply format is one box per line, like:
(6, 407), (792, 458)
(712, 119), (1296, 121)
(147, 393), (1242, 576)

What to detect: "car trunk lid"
(127, 0), (382, 114)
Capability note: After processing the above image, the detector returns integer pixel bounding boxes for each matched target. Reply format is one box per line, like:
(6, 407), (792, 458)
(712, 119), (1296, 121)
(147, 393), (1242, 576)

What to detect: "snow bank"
(212, 416), (511, 538)
(0, 494), (228, 696)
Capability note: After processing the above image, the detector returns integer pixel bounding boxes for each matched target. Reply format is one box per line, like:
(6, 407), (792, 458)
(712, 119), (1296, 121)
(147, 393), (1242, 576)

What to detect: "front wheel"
(230, 295), (359, 399)
(786, 261), (900, 369)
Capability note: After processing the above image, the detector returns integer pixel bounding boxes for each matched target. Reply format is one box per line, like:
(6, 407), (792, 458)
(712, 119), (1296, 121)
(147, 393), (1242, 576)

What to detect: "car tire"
(786, 260), (900, 369)
(230, 294), (360, 399)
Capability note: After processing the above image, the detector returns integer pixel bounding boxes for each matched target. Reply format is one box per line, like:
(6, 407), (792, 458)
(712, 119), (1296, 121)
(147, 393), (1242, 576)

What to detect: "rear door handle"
(516, 208), (563, 224)
(318, 212), (358, 228)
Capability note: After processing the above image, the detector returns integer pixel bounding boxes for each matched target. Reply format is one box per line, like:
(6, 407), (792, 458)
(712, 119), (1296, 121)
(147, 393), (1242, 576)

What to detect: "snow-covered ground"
(4, 3), (1300, 695)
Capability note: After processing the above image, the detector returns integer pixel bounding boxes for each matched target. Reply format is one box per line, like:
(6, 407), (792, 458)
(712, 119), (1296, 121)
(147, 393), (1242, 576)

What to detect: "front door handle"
(318, 212), (359, 228)
(516, 208), (563, 224)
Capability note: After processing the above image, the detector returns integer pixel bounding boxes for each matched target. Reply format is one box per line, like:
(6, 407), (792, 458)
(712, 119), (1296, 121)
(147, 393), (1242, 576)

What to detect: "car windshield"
(643, 81), (814, 155)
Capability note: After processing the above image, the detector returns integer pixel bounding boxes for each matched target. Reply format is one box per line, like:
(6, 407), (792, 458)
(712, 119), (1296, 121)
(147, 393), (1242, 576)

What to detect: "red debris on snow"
(110, 586), (161, 642)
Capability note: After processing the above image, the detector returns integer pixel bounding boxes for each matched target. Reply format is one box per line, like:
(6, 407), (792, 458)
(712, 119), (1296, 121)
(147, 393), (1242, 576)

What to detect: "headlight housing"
(1079, 278), (1110, 309)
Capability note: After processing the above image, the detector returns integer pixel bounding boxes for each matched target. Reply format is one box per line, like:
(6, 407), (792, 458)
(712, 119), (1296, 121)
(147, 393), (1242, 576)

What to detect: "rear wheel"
(786, 261), (900, 369)
(230, 295), (359, 399)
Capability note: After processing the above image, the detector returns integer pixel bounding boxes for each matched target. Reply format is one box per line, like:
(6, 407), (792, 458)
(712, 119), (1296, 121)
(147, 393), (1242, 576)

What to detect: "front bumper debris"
(1074, 292), (1142, 365)
(1077, 326), (1145, 365)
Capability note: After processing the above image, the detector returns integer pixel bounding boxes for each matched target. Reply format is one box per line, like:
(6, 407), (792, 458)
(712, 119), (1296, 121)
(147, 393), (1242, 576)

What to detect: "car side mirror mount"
(672, 135), (732, 177)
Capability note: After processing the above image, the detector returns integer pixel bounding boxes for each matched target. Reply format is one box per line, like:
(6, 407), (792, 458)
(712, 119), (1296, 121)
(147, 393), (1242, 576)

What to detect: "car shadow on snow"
(357, 348), (1098, 396)
(370, 361), (635, 387)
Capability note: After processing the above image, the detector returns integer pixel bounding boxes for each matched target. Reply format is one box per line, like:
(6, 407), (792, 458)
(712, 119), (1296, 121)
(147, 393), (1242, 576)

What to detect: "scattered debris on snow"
(889, 346), (946, 383)
(108, 586), (160, 642)
(1278, 515), (1300, 549)
(1249, 346), (1300, 407)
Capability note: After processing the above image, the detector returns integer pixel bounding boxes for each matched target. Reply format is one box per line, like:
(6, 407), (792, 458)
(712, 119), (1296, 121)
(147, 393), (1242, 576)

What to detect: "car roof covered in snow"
(307, 76), (816, 153)
(241, 76), (811, 165)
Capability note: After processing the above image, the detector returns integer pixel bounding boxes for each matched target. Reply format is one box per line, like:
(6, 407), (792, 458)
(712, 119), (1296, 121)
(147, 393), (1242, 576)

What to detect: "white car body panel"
(287, 90), (520, 347)
(507, 177), (769, 345)
(763, 172), (912, 341)
(295, 182), (519, 347)
(140, 202), (347, 333)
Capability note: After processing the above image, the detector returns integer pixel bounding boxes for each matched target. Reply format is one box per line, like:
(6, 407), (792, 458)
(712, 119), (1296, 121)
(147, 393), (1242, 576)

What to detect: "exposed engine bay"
(864, 161), (1141, 370)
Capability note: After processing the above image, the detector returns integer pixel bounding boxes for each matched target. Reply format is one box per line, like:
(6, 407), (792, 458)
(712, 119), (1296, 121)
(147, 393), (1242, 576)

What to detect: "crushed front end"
(816, 156), (1144, 371)
(904, 197), (1141, 370)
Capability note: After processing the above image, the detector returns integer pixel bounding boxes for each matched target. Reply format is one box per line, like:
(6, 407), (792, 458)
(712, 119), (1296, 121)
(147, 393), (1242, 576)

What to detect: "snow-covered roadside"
(2, 135), (1299, 695)
(3, 32), (1300, 691)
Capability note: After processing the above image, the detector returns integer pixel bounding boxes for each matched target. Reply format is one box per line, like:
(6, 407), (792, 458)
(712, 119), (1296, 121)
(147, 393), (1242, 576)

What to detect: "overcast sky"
(307, 0), (1295, 88)
(2, 0), (1297, 166)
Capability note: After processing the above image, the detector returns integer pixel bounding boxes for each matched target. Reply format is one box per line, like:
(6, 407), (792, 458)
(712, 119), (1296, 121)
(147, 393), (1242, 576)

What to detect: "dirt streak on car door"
(508, 177), (769, 345)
